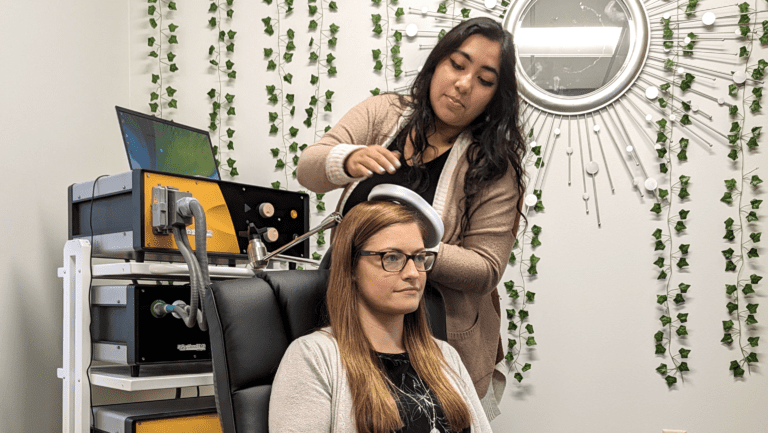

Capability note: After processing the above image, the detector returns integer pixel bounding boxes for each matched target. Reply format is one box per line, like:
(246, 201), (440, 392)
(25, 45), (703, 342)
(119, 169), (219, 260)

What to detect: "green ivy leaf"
(727, 302), (739, 314)
(677, 313), (688, 323)
(655, 240), (666, 251)
(526, 336), (537, 347)
(748, 336), (760, 347)
(526, 291), (536, 302)
(725, 260), (737, 272)
(169, 23), (179, 32)
(657, 295), (668, 305)
(746, 314), (759, 325)
(743, 284), (756, 295)
(721, 192), (734, 204)
(267, 60), (277, 70)
(519, 310), (529, 321)
(167, 99), (178, 108)
(508, 251), (516, 264)
(269, 124), (279, 134)
(751, 274), (763, 284)
(654, 257), (665, 268)
(676, 325), (688, 336)
(730, 105), (739, 116)
(677, 258), (689, 268)
(283, 73), (293, 84)
(660, 315), (672, 326)
(747, 248), (760, 258)
(751, 232), (762, 243)
(308, 20), (318, 30)
(656, 344), (667, 355)
(679, 347), (691, 358)
(652, 228), (663, 240)
(168, 35), (178, 44)
(289, 126), (299, 137)
(673, 293), (685, 304)
(747, 303), (759, 314)
(723, 320), (735, 331)
(729, 84), (739, 96)
(751, 175), (763, 187)
(722, 248), (735, 259)
(674, 221), (686, 232)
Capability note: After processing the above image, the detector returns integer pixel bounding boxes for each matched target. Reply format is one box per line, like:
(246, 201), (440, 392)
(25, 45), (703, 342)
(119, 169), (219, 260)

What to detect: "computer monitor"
(116, 106), (221, 180)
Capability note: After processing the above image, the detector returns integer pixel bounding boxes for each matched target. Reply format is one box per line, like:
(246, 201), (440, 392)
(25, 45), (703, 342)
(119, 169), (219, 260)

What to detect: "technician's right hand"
(344, 145), (402, 178)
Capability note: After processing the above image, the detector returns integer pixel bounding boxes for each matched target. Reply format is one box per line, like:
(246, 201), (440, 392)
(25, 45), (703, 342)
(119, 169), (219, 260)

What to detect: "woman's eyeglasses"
(358, 250), (437, 272)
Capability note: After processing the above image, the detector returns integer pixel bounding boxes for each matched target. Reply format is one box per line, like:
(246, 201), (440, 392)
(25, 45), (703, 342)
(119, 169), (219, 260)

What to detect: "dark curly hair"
(390, 17), (526, 237)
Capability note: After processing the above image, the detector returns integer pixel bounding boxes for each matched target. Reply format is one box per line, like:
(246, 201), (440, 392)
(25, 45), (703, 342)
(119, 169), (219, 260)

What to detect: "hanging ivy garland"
(263, 0), (338, 257)
(504, 126), (544, 383)
(370, 0), (408, 96)
(719, 0), (764, 379)
(207, 0), (238, 177)
(649, 4), (694, 387)
(146, 0), (179, 117)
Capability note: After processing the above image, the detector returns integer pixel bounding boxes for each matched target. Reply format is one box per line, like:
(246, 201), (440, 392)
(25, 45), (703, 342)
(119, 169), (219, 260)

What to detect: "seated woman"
(269, 201), (492, 433)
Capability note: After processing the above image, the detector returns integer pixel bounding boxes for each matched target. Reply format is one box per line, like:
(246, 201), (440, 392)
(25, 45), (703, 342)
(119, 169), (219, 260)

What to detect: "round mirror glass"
(504, 0), (649, 115)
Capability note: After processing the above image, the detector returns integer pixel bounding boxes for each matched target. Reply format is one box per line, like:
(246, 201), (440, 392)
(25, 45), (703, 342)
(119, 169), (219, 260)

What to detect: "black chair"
(204, 270), (446, 433)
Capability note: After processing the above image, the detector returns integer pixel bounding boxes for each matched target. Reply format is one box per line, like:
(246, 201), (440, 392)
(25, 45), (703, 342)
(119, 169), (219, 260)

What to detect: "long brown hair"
(326, 201), (471, 433)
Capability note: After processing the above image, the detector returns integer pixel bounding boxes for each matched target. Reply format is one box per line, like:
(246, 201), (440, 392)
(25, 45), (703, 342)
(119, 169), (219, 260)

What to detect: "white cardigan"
(268, 329), (493, 433)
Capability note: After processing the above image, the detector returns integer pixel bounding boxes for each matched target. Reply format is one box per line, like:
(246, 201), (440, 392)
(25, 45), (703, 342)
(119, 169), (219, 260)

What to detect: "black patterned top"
(377, 352), (471, 433)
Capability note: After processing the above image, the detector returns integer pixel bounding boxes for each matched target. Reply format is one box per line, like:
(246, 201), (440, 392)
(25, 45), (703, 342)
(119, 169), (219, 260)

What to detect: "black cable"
(88, 174), (109, 422)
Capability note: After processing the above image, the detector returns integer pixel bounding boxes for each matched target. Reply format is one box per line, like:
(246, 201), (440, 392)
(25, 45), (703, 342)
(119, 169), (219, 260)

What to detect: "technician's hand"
(344, 145), (402, 178)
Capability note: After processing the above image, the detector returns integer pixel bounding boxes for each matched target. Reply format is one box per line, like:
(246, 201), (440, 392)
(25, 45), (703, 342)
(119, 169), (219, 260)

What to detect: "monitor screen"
(116, 106), (220, 180)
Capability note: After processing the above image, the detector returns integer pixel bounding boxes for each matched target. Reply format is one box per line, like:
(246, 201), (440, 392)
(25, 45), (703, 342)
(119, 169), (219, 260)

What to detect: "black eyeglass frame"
(358, 250), (437, 272)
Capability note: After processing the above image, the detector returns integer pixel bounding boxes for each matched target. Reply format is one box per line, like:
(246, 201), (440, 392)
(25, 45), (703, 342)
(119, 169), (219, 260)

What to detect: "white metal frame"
(57, 239), (260, 433)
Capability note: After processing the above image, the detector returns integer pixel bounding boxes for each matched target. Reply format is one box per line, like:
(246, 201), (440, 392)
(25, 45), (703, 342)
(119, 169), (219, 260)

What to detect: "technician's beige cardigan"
(296, 94), (521, 398)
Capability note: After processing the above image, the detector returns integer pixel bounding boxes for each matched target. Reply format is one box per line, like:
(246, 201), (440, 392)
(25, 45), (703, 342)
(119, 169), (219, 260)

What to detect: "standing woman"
(269, 201), (492, 433)
(296, 17), (526, 418)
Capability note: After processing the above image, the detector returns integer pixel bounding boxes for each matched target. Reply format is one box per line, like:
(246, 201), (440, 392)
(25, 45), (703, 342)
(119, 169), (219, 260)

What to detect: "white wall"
(0, 1), (131, 431)
(0, 0), (765, 432)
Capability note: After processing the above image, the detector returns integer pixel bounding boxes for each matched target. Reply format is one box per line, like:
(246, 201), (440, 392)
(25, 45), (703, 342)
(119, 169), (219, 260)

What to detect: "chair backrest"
(204, 269), (445, 433)
(204, 270), (329, 433)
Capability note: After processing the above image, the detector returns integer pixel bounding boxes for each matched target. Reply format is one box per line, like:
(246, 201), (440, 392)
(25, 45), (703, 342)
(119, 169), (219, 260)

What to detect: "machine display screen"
(116, 106), (220, 180)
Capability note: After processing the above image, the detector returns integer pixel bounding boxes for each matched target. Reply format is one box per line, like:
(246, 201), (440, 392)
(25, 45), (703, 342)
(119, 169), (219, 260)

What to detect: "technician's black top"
(341, 150), (451, 215)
